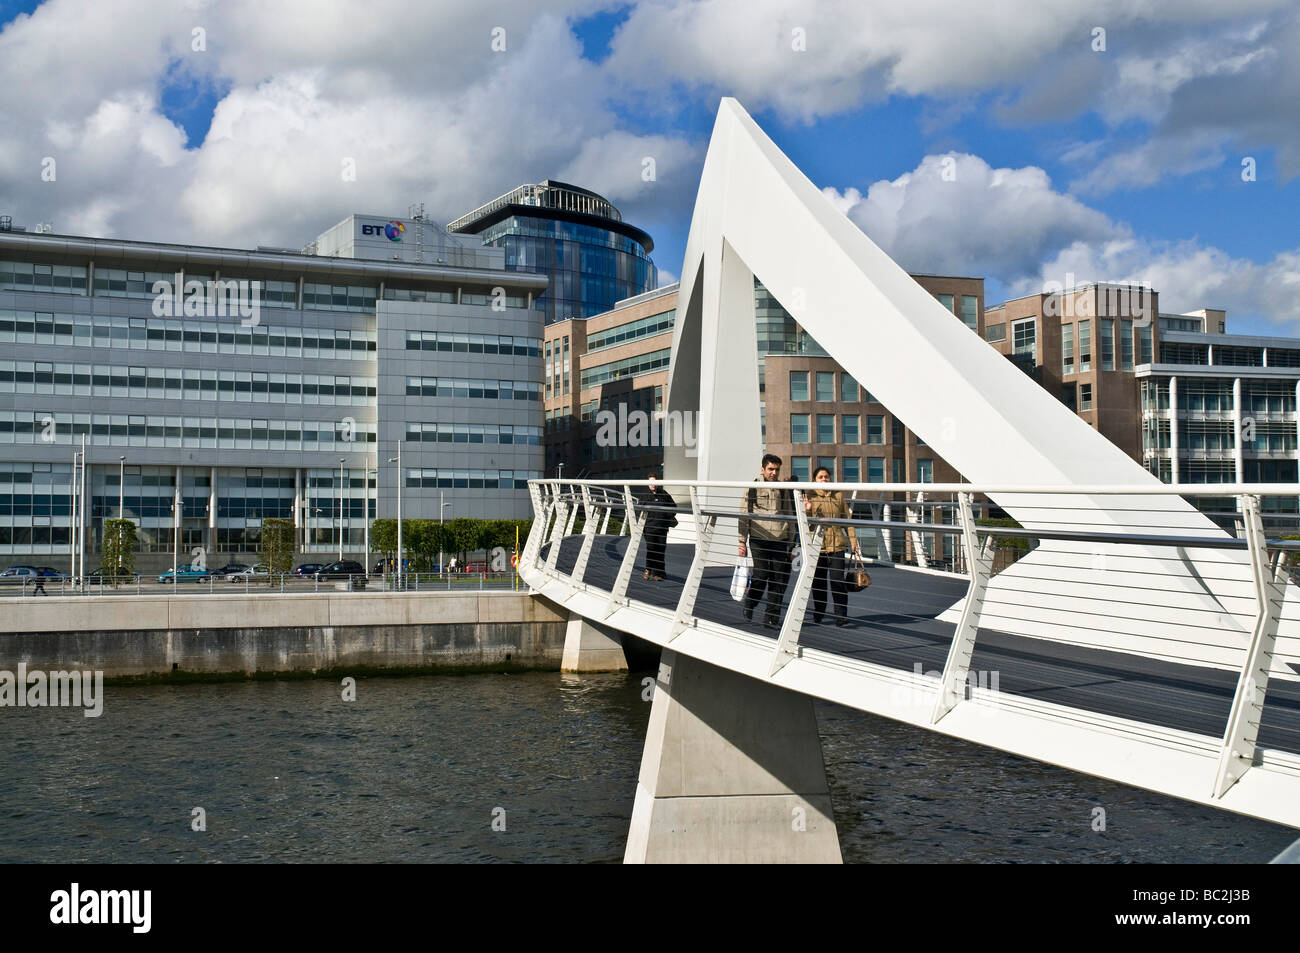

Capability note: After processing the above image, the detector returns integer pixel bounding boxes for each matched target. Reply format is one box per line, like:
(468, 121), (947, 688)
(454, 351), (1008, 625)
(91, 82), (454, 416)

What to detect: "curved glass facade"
(477, 215), (657, 324)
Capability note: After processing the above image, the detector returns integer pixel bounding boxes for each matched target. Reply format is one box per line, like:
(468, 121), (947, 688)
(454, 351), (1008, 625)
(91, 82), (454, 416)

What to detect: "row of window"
(0, 362), (377, 404)
(789, 414), (890, 445)
(935, 294), (980, 330)
(0, 310), (377, 357)
(403, 377), (541, 401)
(0, 261), (88, 293)
(0, 412), (376, 449)
(545, 335), (571, 397)
(578, 348), (671, 391)
(585, 310), (676, 352)
(403, 423), (542, 445)
(785, 456), (933, 483)
(789, 371), (873, 403)
(404, 331), (541, 356)
(404, 469), (539, 490)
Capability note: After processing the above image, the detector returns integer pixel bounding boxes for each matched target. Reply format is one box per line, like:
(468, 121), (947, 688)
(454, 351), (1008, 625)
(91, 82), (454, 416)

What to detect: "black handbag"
(845, 554), (872, 592)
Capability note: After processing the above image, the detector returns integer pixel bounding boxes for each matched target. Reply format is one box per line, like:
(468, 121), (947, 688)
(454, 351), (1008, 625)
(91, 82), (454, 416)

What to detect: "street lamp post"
(388, 445), (402, 582)
(439, 492), (451, 575)
(118, 456), (125, 576)
(339, 458), (346, 562)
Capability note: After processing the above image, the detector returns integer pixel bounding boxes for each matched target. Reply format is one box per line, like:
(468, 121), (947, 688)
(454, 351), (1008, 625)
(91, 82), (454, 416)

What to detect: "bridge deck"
(547, 536), (1300, 756)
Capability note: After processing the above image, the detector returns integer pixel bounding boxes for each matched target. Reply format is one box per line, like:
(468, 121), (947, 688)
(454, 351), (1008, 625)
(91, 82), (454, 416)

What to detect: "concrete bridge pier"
(561, 612), (628, 672)
(624, 649), (842, 863)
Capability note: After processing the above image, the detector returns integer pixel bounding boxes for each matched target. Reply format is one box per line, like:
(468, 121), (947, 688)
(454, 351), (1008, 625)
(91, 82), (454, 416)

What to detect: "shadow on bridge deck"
(544, 535), (1300, 756)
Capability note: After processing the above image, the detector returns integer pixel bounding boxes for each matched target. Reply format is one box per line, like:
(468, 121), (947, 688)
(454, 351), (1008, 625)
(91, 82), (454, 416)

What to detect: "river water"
(0, 671), (1292, 863)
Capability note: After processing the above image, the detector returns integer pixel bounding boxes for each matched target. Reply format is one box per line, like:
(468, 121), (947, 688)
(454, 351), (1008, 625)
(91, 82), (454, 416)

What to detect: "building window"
(791, 414), (811, 443)
(1120, 319), (1133, 370)
(841, 373), (859, 402)
(984, 322), (1006, 342)
(1139, 324), (1153, 364)
(1101, 318), (1114, 370)
(790, 371), (809, 401)
(1012, 318), (1036, 360)
(960, 295), (978, 330)
(866, 415), (884, 444)
(868, 458), (885, 482)
(842, 457), (860, 481)
(1078, 319), (1091, 372)
(891, 418), (903, 446)
(842, 415), (860, 444)
(1080, 382), (1092, 411)
(815, 371), (834, 401)
(791, 456), (811, 481)
(892, 458), (903, 482)
(937, 293), (954, 312)
(1062, 324), (1074, 374)
(917, 459), (933, 483)
(816, 414), (835, 443)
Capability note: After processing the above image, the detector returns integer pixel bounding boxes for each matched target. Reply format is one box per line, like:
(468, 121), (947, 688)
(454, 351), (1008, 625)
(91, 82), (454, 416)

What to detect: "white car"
(226, 564), (271, 582)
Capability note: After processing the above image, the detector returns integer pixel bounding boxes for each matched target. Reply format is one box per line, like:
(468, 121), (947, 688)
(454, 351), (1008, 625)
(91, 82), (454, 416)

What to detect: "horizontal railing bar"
(533, 478), (1300, 496)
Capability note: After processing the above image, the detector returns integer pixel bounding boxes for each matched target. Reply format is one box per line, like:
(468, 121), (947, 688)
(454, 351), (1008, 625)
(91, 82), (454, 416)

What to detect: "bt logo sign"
(362, 220), (405, 241)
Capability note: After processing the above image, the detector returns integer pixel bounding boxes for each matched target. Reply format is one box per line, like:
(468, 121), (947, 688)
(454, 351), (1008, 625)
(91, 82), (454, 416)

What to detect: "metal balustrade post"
(599, 503), (611, 535)
(563, 489), (579, 536)
(1213, 493), (1287, 798)
(669, 485), (716, 641)
(565, 486), (602, 597)
(932, 492), (993, 723)
(604, 485), (646, 619)
(906, 491), (929, 568)
(520, 482), (550, 572)
(544, 489), (572, 576)
(881, 503), (894, 561)
(769, 489), (824, 677)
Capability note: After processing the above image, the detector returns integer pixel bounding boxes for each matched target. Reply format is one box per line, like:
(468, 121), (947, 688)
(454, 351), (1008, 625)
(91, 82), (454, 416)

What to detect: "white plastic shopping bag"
(730, 559), (753, 601)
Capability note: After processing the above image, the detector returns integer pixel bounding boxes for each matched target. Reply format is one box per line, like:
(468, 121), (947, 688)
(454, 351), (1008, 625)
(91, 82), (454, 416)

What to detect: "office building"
(0, 212), (545, 570)
(448, 180), (658, 325)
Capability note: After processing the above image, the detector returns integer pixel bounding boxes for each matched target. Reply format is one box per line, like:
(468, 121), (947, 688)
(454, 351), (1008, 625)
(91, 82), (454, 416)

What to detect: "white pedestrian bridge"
(520, 478), (1300, 862)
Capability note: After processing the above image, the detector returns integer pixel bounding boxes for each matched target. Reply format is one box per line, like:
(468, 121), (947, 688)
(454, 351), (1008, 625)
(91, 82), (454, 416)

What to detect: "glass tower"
(448, 180), (657, 325)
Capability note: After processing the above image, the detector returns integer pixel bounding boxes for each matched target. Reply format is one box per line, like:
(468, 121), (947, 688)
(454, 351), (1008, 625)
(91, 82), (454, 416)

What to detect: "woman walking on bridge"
(805, 466), (859, 626)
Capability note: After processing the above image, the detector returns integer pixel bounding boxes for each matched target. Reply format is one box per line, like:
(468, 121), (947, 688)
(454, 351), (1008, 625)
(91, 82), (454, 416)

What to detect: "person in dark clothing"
(738, 453), (795, 629)
(641, 474), (677, 581)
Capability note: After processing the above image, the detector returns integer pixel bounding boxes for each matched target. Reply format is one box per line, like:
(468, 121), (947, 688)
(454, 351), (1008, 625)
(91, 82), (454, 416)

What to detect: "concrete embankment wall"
(0, 592), (567, 679)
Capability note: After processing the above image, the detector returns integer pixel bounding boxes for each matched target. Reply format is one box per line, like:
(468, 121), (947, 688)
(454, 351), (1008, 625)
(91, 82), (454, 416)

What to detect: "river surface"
(0, 671), (1292, 863)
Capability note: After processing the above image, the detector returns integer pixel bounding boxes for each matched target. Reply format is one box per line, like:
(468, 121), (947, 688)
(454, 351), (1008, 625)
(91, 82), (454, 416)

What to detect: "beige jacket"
(805, 490), (858, 554)
(739, 478), (795, 543)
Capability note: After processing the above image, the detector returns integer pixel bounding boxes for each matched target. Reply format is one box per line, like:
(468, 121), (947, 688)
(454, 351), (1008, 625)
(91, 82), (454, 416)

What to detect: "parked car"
(211, 562), (250, 578)
(464, 561), (488, 573)
(1, 565), (39, 578)
(157, 565), (211, 584)
(88, 567), (142, 583)
(226, 564), (270, 583)
(294, 563), (324, 576)
(314, 560), (365, 580)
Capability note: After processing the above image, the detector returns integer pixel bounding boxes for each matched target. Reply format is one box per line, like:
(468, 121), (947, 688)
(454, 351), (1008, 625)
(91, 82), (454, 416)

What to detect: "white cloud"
(830, 152), (1300, 329)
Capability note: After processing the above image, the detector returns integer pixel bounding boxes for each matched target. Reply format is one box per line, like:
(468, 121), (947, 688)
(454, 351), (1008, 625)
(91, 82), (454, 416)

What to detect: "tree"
(371, 518), (397, 555)
(260, 518), (295, 581)
(100, 518), (136, 585)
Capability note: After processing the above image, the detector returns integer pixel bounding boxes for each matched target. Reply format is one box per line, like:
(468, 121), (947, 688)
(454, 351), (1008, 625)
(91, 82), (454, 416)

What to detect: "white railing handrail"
(532, 477), (1300, 497)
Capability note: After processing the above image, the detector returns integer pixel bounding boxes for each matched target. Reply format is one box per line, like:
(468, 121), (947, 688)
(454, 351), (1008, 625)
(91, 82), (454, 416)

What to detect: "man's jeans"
(744, 538), (790, 621)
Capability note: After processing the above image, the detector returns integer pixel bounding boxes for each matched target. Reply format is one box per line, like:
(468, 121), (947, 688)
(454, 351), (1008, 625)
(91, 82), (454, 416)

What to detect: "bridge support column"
(561, 612), (627, 672)
(625, 649), (841, 864)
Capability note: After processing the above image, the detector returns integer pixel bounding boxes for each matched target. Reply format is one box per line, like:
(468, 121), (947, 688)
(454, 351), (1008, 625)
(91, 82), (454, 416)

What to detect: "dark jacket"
(642, 486), (678, 536)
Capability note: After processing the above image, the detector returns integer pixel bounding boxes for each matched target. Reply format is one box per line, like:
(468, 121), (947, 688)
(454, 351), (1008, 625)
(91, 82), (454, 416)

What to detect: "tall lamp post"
(439, 492), (451, 575)
(118, 456), (125, 576)
(388, 444), (402, 581)
(338, 458), (346, 562)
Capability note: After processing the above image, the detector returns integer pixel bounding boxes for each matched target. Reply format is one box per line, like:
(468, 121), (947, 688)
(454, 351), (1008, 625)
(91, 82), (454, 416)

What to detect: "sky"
(1, 0), (1298, 333)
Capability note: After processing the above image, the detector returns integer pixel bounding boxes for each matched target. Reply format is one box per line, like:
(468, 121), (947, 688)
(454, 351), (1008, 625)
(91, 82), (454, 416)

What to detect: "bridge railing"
(523, 477), (1300, 802)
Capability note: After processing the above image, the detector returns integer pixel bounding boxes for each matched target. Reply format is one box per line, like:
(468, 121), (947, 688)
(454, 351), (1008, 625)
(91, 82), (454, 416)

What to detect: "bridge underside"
(549, 536), (1300, 753)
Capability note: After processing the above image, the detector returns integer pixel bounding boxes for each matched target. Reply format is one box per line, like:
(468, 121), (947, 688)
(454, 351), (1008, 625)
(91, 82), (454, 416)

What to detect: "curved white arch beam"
(664, 98), (1298, 678)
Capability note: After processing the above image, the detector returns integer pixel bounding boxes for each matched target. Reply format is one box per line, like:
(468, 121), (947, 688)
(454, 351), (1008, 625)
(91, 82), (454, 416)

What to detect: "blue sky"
(2, 0), (1297, 332)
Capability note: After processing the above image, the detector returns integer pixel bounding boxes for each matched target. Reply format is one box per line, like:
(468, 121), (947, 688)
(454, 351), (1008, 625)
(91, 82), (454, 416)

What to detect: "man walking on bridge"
(738, 453), (795, 629)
